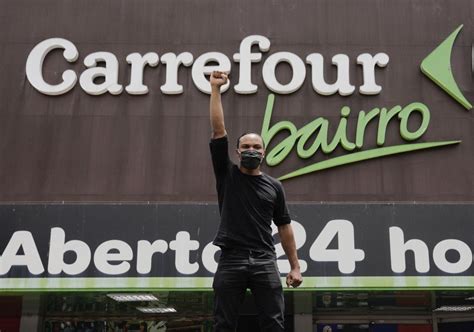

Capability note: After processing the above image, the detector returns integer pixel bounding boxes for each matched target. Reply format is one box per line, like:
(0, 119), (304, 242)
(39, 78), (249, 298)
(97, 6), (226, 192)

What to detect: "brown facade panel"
(0, 0), (472, 202)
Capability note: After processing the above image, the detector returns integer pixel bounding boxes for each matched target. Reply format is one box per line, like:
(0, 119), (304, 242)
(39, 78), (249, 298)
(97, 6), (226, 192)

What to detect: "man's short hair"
(236, 132), (265, 149)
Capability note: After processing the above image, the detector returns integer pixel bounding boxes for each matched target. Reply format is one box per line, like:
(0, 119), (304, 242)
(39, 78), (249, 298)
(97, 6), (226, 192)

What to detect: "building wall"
(0, 0), (473, 293)
(0, 0), (472, 202)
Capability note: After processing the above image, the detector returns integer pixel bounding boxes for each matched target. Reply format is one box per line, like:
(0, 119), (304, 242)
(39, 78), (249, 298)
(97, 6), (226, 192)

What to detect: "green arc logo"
(277, 140), (460, 180)
(421, 24), (472, 110)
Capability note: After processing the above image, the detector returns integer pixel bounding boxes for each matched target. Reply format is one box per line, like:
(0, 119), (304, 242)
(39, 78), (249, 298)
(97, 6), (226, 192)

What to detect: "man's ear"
(235, 149), (241, 159)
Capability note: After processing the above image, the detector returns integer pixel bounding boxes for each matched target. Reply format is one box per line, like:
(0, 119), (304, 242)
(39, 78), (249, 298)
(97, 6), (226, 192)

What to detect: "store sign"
(263, 25), (470, 179)
(24, 27), (473, 107)
(23, 25), (471, 180)
(0, 204), (473, 291)
(25, 36), (388, 96)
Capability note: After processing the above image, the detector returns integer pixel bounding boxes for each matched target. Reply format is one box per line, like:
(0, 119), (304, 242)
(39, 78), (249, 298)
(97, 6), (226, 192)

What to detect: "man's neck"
(239, 166), (262, 176)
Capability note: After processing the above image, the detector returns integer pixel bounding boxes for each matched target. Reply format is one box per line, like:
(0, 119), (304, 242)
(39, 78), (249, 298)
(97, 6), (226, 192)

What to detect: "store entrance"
(41, 291), (214, 331)
(3, 290), (474, 331)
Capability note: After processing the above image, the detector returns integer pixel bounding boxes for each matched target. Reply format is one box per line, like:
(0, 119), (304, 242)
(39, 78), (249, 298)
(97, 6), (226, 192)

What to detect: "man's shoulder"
(262, 172), (284, 188)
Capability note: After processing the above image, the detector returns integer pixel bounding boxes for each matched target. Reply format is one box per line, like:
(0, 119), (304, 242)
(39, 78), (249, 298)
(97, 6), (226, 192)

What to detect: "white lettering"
(389, 227), (430, 273)
(93, 240), (133, 275)
(357, 53), (389, 95)
(262, 52), (306, 94)
(26, 36), (390, 97)
(169, 231), (200, 274)
(201, 242), (220, 273)
(271, 220), (308, 273)
(309, 219), (364, 274)
(0, 231), (44, 275)
(191, 52), (231, 94)
(160, 52), (194, 94)
(136, 240), (168, 274)
(79, 52), (123, 95)
(125, 52), (159, 95)
(25, 38), (78, 95)
(433, 239), (472, 274)
(48, 227), (91, 275)
(233, 35), (270, 94)
(306, 53), (355, 96)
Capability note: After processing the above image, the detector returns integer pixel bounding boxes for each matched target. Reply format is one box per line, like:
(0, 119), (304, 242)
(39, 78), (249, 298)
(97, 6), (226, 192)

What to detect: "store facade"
(0, 0), (473, 331)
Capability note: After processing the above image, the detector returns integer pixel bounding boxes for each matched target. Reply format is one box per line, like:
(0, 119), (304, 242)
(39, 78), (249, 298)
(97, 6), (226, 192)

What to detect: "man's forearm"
(278, 224), (300, 270)
(210, 86), (227, 139)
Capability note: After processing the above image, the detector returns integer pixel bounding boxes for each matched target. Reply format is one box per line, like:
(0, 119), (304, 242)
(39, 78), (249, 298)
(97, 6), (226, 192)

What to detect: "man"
(209, 71), (303, 332)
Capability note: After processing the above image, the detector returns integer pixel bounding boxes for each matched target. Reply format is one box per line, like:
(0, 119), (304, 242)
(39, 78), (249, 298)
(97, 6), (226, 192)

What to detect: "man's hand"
(210, 71), (228, 89)
(278, 224), (303, 288)
(209, 71), (228, 138)
(286, 268), (303, 288)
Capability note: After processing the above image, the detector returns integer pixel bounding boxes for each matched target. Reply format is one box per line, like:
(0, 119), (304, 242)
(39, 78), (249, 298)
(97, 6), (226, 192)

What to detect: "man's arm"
(278, 224), (303, 288)
(210, 71), (228, 139)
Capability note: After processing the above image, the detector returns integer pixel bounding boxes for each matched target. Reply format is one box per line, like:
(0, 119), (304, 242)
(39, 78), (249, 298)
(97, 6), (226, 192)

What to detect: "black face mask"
(240, 150), (263, 170)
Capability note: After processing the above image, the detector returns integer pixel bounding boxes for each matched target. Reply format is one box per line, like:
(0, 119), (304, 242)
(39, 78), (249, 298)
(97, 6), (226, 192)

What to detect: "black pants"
(213, 248), (284, 332)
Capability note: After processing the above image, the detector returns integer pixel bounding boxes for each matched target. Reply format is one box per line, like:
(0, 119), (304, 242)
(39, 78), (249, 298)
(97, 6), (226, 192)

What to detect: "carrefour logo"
(421, 25), (472, 110)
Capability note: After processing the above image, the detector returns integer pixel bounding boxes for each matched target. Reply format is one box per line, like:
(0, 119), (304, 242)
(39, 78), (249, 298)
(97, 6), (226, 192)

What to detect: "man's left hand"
(286, 269), (303, 288)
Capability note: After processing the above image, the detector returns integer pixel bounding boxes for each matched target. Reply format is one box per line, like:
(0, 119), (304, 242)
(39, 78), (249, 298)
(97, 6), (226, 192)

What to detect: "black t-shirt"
(209, 136), (291, 253)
